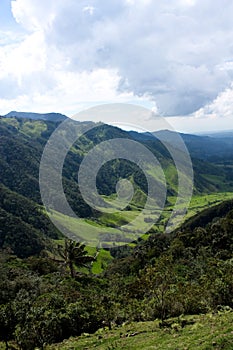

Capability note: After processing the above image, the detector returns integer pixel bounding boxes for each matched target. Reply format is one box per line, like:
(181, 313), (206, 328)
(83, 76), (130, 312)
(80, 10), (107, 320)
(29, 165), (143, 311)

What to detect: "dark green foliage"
(0, 132), (41, 202)
(0, 184), (62, 257)
(180, 199), (233, 231)
(1, 116), (233, 348)
(25, 256), (60, 275)
(104, 199), (233, 324)
(0, 184), (60, 238)
(58, 239), (96, 278)
(0, 303), (16, 349)
(0, 255), (106, 349)
(0, 200), (233, 348)
(0, 118), (96, 218)
(2, 116), (232, 218)
(0, 207), (45, 258)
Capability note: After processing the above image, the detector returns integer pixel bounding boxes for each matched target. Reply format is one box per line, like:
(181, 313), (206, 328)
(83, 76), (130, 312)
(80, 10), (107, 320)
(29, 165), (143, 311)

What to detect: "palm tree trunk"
(69, 261), (75, 278)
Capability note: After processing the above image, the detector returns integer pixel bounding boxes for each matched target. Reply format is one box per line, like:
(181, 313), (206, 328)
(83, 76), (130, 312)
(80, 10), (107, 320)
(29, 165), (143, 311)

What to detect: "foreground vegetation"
(46, 311), (233, 350)
(0, 199), (232, 349)
(0, 116), (233, 349)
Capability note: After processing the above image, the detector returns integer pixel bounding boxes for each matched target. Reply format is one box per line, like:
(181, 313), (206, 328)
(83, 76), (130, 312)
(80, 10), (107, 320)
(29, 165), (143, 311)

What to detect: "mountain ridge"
(3, 111), (67, 122)
(1, 115), (233, 255)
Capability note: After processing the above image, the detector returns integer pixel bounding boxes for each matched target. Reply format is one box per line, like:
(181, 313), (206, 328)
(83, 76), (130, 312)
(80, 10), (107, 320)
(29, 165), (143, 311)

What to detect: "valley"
(0, 113), (233, 349)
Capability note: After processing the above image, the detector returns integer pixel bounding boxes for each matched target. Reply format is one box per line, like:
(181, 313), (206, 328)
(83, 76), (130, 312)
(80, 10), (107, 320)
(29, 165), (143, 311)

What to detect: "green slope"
(1, 115), (233, 255)
(46, 312), (233, 350)
(0, 184), (60, 257)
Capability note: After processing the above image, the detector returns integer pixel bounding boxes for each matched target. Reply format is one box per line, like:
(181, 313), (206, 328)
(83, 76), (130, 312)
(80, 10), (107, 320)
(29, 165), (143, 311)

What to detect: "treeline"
(105, 201), (233, 321)
(0, 185), (60, 257)
(2, 116), (232, 222)
(0, 201), (232, 349)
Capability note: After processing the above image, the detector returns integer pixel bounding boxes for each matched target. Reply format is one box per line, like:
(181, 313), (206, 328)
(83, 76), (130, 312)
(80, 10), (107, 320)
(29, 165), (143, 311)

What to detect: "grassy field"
(158, 192), (233, 230)
(86, 246), (113, 274)
(48, 191), (233, 275)
(46, 310), (233, 350)
(183, 192), (233, 218)
(50, 192), (233, 248)
(51, 210), (143, 247)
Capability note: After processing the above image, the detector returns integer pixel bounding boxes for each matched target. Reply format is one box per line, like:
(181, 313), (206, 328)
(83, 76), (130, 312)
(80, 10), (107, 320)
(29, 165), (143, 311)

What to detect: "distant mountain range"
(130, 129), (233, 162)
(3, 111), (67, 122)
(198, 130), (233, 138)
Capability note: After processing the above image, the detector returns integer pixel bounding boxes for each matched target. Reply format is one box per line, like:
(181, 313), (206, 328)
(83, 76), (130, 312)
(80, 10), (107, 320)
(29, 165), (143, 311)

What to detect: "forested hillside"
(0, 198), (232, 349)
(1, 115), (233, 256)
(0, 115), (233, 349)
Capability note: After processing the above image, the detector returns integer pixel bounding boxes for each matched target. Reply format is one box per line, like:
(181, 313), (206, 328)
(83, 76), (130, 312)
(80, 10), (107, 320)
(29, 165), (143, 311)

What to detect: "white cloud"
(0, 66), (139, 116)
(193, 85), (233, 120)
(11, 0), (57, 31)
(5, 31), (46, 78)
(168, 85), (233, 132)
(0, 0), (232, 127)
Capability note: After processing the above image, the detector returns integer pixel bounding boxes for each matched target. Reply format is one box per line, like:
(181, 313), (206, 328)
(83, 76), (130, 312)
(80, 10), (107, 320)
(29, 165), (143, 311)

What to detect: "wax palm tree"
(58, 239), (97, 278)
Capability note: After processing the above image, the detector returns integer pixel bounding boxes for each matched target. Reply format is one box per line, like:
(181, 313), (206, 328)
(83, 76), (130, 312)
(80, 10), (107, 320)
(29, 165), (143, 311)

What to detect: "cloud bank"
(0, 0), (233, 127)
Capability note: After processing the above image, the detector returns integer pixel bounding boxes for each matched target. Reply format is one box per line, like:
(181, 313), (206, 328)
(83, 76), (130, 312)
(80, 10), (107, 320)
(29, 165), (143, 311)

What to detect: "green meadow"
(51, 192), (233, 247)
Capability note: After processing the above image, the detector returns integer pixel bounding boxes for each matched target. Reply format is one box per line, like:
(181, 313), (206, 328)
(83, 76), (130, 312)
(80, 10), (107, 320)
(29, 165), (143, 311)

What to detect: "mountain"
(1, 116), (233, 200)
(151, 129), (233, 162)
(1, 116), (231, 204)
(178, 197), (233, 232)
(131, 128), (233, 162)
(0, 116), (95, 217)
(131, 129), (233, 192)
(1, 115), (233, 255)
(106, 197), (233, 276)
(0, 184), (60, 257)
(3, 111), (67, 122)
(200, 130), (233, 138)
(0, 115), (233, 349)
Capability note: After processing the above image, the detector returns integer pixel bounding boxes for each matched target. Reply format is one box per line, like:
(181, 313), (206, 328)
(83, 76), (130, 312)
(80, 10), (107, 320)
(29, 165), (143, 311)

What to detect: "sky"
(0, 0), (233, 133)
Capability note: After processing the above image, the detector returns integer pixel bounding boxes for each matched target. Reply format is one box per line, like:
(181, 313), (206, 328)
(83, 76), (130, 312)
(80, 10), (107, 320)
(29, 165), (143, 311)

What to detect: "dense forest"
(0, 199), (232, 349)
(0, 114), (233, 349)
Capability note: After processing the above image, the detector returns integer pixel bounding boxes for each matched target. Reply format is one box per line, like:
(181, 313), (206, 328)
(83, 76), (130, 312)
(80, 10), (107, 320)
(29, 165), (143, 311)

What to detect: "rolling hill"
(3, 111), (67, 122)
(1, 114), (233, 255)
(0, 113), (233, 350)
(153, 129), (233, 162)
